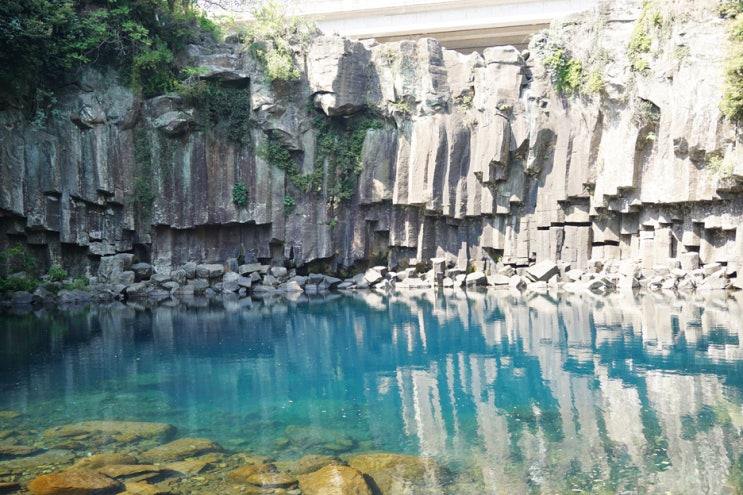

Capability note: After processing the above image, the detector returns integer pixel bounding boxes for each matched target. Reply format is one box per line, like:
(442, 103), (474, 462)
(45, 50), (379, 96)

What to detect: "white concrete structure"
(295, 0), (599, 52)
(223, 0), (600, 53)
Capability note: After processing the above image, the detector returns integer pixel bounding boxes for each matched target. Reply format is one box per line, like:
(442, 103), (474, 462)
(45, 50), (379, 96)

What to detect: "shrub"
(530, 31), (605, 96)
(0, 245), (37, 277)
(283, 194), (296, 215)
(0, 0), (218, 109)
(232, 182), (249, 206)
(46, 265), (68, 282)
(182, 81), (253, 144)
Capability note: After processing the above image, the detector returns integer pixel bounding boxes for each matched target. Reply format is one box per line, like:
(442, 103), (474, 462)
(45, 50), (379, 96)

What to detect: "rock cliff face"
(1, 0), (742, 276)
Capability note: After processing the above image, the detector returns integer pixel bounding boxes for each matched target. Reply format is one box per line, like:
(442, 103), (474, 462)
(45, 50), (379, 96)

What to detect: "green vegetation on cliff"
(0, 0), (216, 110)
(721, 1), (743, 123)
(627, 1), (664, 72)
(314, 113), (383, 205)
(529, 28), (605, 96)
(246, 0), (317, 82)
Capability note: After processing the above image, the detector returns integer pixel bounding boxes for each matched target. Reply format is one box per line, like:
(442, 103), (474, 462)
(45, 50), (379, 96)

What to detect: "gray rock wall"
(1, 0), (742, 276)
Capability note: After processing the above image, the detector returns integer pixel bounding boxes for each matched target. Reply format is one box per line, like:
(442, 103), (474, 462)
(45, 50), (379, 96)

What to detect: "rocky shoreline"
(2, 252), (742, 309)
(0, 417), (448, 495)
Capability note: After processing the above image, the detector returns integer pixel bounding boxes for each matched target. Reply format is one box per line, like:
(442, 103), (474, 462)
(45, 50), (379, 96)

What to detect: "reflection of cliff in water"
(1, 290), (742, 493)
(383, 289), (743, 494)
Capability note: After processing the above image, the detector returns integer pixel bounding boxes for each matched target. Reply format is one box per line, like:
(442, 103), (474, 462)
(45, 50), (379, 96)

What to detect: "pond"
(1, 288), (743, 494)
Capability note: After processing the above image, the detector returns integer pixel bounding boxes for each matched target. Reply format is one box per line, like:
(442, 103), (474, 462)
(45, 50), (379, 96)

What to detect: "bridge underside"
(305, 0), (597, 54)
(352, 21), (551, 53)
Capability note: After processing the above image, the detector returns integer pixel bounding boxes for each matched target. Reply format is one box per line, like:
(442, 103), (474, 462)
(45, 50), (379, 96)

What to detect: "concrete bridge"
(228, 0), (599, 53)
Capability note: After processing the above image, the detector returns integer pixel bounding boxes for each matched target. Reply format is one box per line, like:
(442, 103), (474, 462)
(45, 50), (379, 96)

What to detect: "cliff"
(1, 0), (742, 278)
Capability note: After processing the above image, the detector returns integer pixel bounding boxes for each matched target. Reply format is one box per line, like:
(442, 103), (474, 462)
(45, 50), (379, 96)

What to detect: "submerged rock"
(275, 454), (342, 476)
(43, 421), (176, 445)
(244, 471), (297, 489)
(284, 425), (355, 454)
(347, 453), (444, 495)
(70, 453), (138, 470)
(299, 464), (372, 495)
(96, 463), (172, 483)
(139, 438), (223, 463)
(0, 444), (41, 458)
(0, 450), (75, 476)
(28, 469), (123, 495)
(226, 463), (277, 483)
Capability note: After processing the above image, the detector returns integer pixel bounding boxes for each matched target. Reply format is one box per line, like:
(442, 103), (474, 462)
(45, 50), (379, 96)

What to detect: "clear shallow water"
(2, 289), (743, 494)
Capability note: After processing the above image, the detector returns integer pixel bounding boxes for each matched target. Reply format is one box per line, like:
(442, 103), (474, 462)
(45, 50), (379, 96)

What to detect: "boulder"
(323, 275), (342, 288)
(299, 465), (372, 495)
(171, 269), (187, 285)
(283, 280), (303, 292)
(679, 252), (700, 271)
(222, 272), (240, 293)
(10, 291), (33, 305)
(195, 264), (224, 279)
(98, 254), (134, 283)
(28, 469), (122, 495)
(125, 282), (150, 298)
(150, 273), (171, 285)
(363, 268), (383, 285)
(131, 263), (153, 282)
(526, 260), (560, 282)
(270, 266), (288, 279)
(239, 264), (268, 275)
(702, 262), (723, 276)
(509, 275), (526, 290)
(465, 271), (487, 286)
(698, 277), (728, 291)
(186, 279), (209, 295)
(488, 274), (511, 286)
(116, 271), (136, 285)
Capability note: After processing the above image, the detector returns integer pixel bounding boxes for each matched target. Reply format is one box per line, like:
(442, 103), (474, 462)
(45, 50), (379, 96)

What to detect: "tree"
(0, 0), (217, 109)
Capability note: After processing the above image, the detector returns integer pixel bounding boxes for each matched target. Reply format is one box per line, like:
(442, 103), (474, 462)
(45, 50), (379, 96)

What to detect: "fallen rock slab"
(526, 260), (560, 282)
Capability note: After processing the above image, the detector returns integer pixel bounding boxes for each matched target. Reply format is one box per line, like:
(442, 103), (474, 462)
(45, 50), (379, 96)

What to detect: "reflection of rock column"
(647, 372), (739, 494)
(396, 365), (446, 457)
(467, 354), (526, 494)
(597, 367), (646, 466)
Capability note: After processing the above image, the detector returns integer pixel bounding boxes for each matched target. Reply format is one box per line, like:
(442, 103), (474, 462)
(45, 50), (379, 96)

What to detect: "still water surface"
(1, 289), (743, 494)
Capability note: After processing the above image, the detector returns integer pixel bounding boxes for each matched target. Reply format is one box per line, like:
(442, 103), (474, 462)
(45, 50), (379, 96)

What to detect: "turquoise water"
(2, 289), (743, 494)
